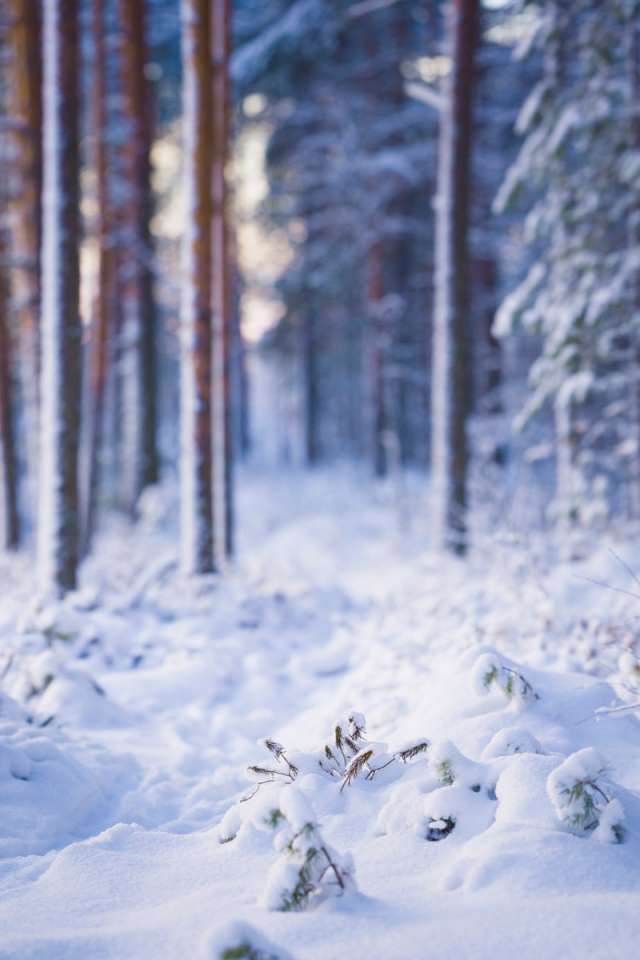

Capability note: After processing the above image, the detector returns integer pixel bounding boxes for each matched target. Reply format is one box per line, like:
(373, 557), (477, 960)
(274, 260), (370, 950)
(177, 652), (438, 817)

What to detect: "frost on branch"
(261, 787), (355, 912)
(471, 652), (537, 708)
(318, 713), (428, 790)
(547, 748), (625, 843)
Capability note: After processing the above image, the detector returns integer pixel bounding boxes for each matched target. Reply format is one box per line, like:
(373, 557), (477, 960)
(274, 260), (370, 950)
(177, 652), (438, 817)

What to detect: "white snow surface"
(2, 467), (640, 958)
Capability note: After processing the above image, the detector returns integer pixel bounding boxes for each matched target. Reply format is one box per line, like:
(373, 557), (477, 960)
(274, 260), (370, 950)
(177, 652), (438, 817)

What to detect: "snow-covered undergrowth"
(1, 468), (640, 959)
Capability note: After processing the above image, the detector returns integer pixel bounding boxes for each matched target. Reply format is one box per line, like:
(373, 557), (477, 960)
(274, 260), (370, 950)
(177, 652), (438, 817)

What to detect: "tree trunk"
(180, 0), (214, 573)
(211, 0), (233, 560)
(304, 311), (320, 464)
(8, 0), (42, 530)
(118, 0), (158, 515)
(0, 228), (20, 551)
(38, 0), (81, 594)
(430, 0), (478, 554)
(82, 0), (112, 555)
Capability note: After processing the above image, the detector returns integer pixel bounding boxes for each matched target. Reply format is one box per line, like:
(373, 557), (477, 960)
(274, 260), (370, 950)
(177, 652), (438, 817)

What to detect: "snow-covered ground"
(2, 467), (640, 959)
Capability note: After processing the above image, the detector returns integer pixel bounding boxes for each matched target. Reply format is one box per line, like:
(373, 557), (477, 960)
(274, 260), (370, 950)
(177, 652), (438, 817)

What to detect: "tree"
(0, 223), (20, 551)
(37, 0), (82, 594)
(118, 0), (159, 514)
(431, 0), (479, 553)
(495, 0), (640, 526)
(8, 0), (42, 529)
(82, 0), (113, 555)
(180, 0), (215, 573)
(180, 0), (233, 573)
(212, 0), (234, 559)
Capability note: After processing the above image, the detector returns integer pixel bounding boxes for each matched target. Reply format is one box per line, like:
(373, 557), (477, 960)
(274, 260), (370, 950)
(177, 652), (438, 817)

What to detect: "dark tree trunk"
(118, 0), (158, 514)
(38, 0), (81, 593)
(304, 311), (320, 464)
(180, 0), (214, 573)
(0, 228), (20, 551)
(211, 0), (233, 560)
(431, 0), (478, 554)
(9, 0), (42, 526)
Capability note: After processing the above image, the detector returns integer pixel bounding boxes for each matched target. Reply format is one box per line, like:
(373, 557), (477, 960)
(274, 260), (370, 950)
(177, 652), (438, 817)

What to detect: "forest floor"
(1, 467), (640, 959)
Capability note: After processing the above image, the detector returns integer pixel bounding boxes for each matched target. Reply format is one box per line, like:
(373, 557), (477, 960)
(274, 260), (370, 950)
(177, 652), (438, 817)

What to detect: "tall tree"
(211, 0), (233, 559)
(180, 0), (214, 573)
(82, 0), (113, 555)
(430, 0), (479, 554)
(495, 0), (640, 525)
(0, 225), (20, 551)
(118, 0), (159, 515)
(38, 0), (82, 593)
(8, 0), (42, 526)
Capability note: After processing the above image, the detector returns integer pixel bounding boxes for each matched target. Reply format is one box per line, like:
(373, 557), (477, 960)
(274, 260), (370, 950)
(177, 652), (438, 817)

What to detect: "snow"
(2, 467), (640, 957)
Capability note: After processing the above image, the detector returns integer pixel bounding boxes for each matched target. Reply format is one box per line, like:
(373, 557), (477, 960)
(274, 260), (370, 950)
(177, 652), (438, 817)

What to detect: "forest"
(1, 1), (640, 958)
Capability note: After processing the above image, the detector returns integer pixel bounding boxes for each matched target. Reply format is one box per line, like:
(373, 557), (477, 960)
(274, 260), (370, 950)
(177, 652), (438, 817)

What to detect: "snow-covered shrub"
(429, 740), (486, 790)
(261, 786), (355, 911)
(471, 652), (537, 706)
(481, 727), (548, 761)
(242, 738), (299, 800)
(318, 713), (428, 790)
(203, 921), (290, 960)
(424, 740), (498, 842)
(547, 748), (625, 843)
(242, 713), (428, 800)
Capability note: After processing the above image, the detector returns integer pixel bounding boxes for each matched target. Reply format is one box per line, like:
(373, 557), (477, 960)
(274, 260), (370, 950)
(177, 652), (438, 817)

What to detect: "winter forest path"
(1, 468), (640, 958)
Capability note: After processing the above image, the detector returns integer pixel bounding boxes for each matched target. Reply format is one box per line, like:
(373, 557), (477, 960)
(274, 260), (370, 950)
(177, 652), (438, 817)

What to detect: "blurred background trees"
(1, 0), (640, 593)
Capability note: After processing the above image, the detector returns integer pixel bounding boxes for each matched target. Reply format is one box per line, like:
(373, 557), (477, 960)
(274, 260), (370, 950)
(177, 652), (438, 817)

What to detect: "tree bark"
(8, 0), (42, 529)
(211, 0), (233, 560)
(118, 0), (158, 514)
(0, 228), (20, 551)
(38, 0), (81, 594)
(180, 0), (214, 573)
(82, 0), (112, 555)
(430, 0), (478, 554)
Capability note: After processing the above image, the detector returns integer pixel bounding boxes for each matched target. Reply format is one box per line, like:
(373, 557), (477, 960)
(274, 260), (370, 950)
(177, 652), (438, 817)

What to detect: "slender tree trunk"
(304, 310), (320, 464)
(82, 0), (112, 555)
(38, 0), (81, 594)
(430, 0), (478, 554)
(211, 0), (233, 560)
(0, 228), (20, 550)
(9, 0), (42, 530)
(366, 241), (388, 478)
(118, 0), (158, 514)
(180, 0), (214, 573)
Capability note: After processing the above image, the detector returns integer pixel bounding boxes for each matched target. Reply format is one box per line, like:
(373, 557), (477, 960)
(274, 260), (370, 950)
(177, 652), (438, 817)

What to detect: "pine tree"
(8, 0), (42, 528)
(37, 0), (82, 594)
(495, 0), (640, 524)
(180, 0), (215, 573)
(118, 0), (159, 515)
(431, 0), (479, 553)
(211, 0), (233, 559)
(0, 218), (20, 550)
(82, 0), (113, 555)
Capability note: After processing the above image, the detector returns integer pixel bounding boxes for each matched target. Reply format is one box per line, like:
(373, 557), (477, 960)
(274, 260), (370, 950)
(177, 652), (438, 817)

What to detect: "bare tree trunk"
(0, 228), (20, 550)
(304, 310), (320, 464)
(118, 0), (158, 515)
(38, 0), (81, 594)
(180, 0), (214, 573)
(365, 241), (388, 478)
(211, 0), (233, 560)
(430, 0), (478, 554)
(8, 0), (42, 530)
(82, 0), (112, 555)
